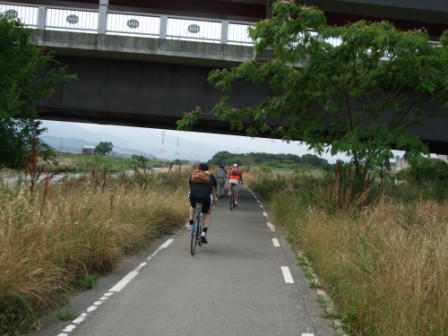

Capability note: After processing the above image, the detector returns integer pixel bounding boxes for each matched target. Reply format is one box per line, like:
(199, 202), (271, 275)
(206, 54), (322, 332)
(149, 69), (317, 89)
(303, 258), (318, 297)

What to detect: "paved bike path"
(38, 185), (336, 336)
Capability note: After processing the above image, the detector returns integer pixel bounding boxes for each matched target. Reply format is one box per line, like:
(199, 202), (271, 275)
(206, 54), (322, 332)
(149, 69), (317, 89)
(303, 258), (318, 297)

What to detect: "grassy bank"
(0, 169), (190, 335)
(39, 152), (170, 173)
(245, 169), (448, 336)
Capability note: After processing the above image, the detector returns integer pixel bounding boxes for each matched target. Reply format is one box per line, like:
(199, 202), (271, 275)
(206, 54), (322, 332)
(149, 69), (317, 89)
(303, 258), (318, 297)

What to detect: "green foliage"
(73, 273), (98, 290)
(0, 14), (75, 169)
(38, 152), (168, 173)
(178, 2), (448, 201)
(208, 150), (332, 170)
(408, 157), (448, 185)
(0, 119), (54, 169)
(56, 309), (78, 321)
(94, 141), (113, 156)
(176, 106), (201, 131)
(403, 158), (448, 201)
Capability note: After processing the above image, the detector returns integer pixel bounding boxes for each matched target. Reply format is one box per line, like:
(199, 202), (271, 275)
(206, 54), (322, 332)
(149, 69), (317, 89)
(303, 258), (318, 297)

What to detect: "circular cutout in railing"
(188, 24), (200, 34)
(127, 19), (139, 29)
(5, 9), (18, 19)
(66, 14), (79, 24)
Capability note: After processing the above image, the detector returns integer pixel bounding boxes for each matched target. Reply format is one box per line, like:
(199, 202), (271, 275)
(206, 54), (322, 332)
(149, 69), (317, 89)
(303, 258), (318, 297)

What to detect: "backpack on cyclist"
(230, 167), (239, 176)
(191, 169), (211, 184)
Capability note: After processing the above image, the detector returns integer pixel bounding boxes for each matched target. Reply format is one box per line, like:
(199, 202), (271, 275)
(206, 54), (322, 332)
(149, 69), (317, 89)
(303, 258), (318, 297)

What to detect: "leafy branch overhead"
(178, 1), (448, 195)
(0, 13), (76, 168)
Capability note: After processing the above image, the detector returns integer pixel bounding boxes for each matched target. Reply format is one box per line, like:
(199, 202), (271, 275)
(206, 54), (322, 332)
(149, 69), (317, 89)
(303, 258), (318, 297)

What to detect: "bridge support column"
(33, 7), (47, 45)
(37, 6), (46, 30)
(98, 0), (108, 34)
(221, 21), (228, 44)
(160, 16), (167, 39)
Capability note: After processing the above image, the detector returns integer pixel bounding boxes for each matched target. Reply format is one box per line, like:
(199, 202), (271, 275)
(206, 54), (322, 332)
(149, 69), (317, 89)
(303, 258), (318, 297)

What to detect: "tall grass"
(0, 170), (189, 335)
(246, 169), (448, 336)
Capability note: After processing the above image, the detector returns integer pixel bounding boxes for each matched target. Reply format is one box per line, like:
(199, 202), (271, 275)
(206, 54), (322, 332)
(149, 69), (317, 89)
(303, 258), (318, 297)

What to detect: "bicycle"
(229, 183), (236, 211)
(190, 202), (203, 256)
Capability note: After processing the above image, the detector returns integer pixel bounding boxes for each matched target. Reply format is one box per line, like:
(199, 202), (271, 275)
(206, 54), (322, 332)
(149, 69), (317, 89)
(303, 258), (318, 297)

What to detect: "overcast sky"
(41, 120), (351, 163)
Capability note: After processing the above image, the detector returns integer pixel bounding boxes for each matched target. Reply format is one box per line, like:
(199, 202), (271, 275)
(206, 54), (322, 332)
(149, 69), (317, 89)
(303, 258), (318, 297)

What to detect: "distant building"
(392, 154), (447, 172)
(438, 155), (448, 163)
(394, 156), (410, 172)
(82, 146), (95, 155)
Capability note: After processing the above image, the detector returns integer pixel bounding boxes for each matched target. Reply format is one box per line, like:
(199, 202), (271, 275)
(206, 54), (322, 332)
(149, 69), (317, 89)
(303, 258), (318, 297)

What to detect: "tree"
(178, 1), (448, 199)
(0, 119), (55, 169)
(94, 141), (113, 156)
(0, 14), (75, 168)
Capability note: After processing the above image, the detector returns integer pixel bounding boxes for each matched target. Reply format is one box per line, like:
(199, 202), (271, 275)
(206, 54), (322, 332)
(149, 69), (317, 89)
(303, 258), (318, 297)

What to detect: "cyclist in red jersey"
(227, 163), (243, 206)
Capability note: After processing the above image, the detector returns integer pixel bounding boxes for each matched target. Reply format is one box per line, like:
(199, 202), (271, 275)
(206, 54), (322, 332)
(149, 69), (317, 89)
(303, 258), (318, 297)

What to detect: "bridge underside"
(38, 55), (448, 155)
(39, 55), (271, 134)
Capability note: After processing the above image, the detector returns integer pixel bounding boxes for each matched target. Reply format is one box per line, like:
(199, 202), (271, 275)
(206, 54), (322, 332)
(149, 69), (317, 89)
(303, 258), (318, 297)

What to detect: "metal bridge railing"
(0, 2), (254, 45)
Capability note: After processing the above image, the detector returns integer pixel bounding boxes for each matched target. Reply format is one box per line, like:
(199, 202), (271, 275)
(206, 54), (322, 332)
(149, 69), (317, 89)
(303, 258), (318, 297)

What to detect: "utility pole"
(160, 131), (165, 159)
(175, 136), (181, 173)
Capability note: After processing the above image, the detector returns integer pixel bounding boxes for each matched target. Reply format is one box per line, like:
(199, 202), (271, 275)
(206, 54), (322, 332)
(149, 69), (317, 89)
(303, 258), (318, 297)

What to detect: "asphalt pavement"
(31, 185), (337, 336)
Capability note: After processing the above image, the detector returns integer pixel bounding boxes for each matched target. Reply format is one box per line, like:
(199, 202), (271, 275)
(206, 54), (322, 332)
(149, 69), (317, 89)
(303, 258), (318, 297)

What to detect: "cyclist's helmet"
(233, 163), (238, 167)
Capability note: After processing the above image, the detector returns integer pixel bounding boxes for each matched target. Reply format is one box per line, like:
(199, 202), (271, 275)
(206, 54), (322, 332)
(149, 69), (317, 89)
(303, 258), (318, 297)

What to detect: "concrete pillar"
(37, 6), (46, 30)
(221, 21), (228, 44)
(98, 0), (108, 34)
(160, 16), (167, 39)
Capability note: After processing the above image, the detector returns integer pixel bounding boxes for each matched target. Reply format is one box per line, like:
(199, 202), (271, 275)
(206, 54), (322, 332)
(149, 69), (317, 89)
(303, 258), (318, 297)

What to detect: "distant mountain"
(41, 122), (139, 149)
(39, 121), (229, 161)
(41, 135), (157, 158)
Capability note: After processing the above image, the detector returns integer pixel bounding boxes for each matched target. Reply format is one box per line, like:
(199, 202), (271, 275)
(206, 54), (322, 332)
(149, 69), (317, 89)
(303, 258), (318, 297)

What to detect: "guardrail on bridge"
(0, 2), (254, 45)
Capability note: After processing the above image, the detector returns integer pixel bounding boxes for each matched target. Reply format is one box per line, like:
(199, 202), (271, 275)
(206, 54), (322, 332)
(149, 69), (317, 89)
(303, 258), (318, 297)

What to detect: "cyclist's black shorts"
(190, 197), (211, 214)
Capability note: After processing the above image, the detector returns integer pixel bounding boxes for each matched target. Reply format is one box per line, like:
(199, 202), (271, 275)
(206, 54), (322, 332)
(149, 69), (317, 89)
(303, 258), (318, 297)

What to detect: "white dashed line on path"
(267, 222), (276, 232)
(57, 237), (175, 336)
(281, 266), (294, 284)
(272, 238), (280, 247)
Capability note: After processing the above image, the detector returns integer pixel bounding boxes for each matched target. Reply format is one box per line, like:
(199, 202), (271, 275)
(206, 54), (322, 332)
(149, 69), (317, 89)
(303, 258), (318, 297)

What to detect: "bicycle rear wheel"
(229, 190), (234, 211)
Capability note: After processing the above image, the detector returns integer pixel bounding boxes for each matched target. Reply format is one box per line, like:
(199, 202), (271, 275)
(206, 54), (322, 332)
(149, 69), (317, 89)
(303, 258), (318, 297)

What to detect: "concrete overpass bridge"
(1, 0), (448, 154)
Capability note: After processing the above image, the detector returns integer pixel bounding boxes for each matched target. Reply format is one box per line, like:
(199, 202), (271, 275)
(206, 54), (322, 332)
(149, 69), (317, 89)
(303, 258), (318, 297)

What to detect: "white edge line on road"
(57, 237), (175, 336)
(272, 238), (280, 247)
(262, 211), (268, 217)
(281, 266), (294, 284)
(267, 222), (276, 232)
(302, 334), (314, 336)
(109, 270), (139, 292)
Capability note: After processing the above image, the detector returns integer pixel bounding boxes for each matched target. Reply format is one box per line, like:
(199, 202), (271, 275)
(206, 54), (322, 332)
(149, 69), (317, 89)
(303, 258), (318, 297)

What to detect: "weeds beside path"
(0, 170), (190, 336)
(245, 169), (448, 336)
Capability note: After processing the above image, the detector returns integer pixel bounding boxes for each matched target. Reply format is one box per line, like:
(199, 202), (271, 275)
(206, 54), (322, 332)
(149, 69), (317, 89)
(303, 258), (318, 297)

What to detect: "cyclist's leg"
(188, 200), (196, 232)
(200, 200), (211, 243)
(233, 183), (239, 204)
(201, 200), (211, 228)
(189, 205), (195, 222)
(228, 179), (237, 196)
